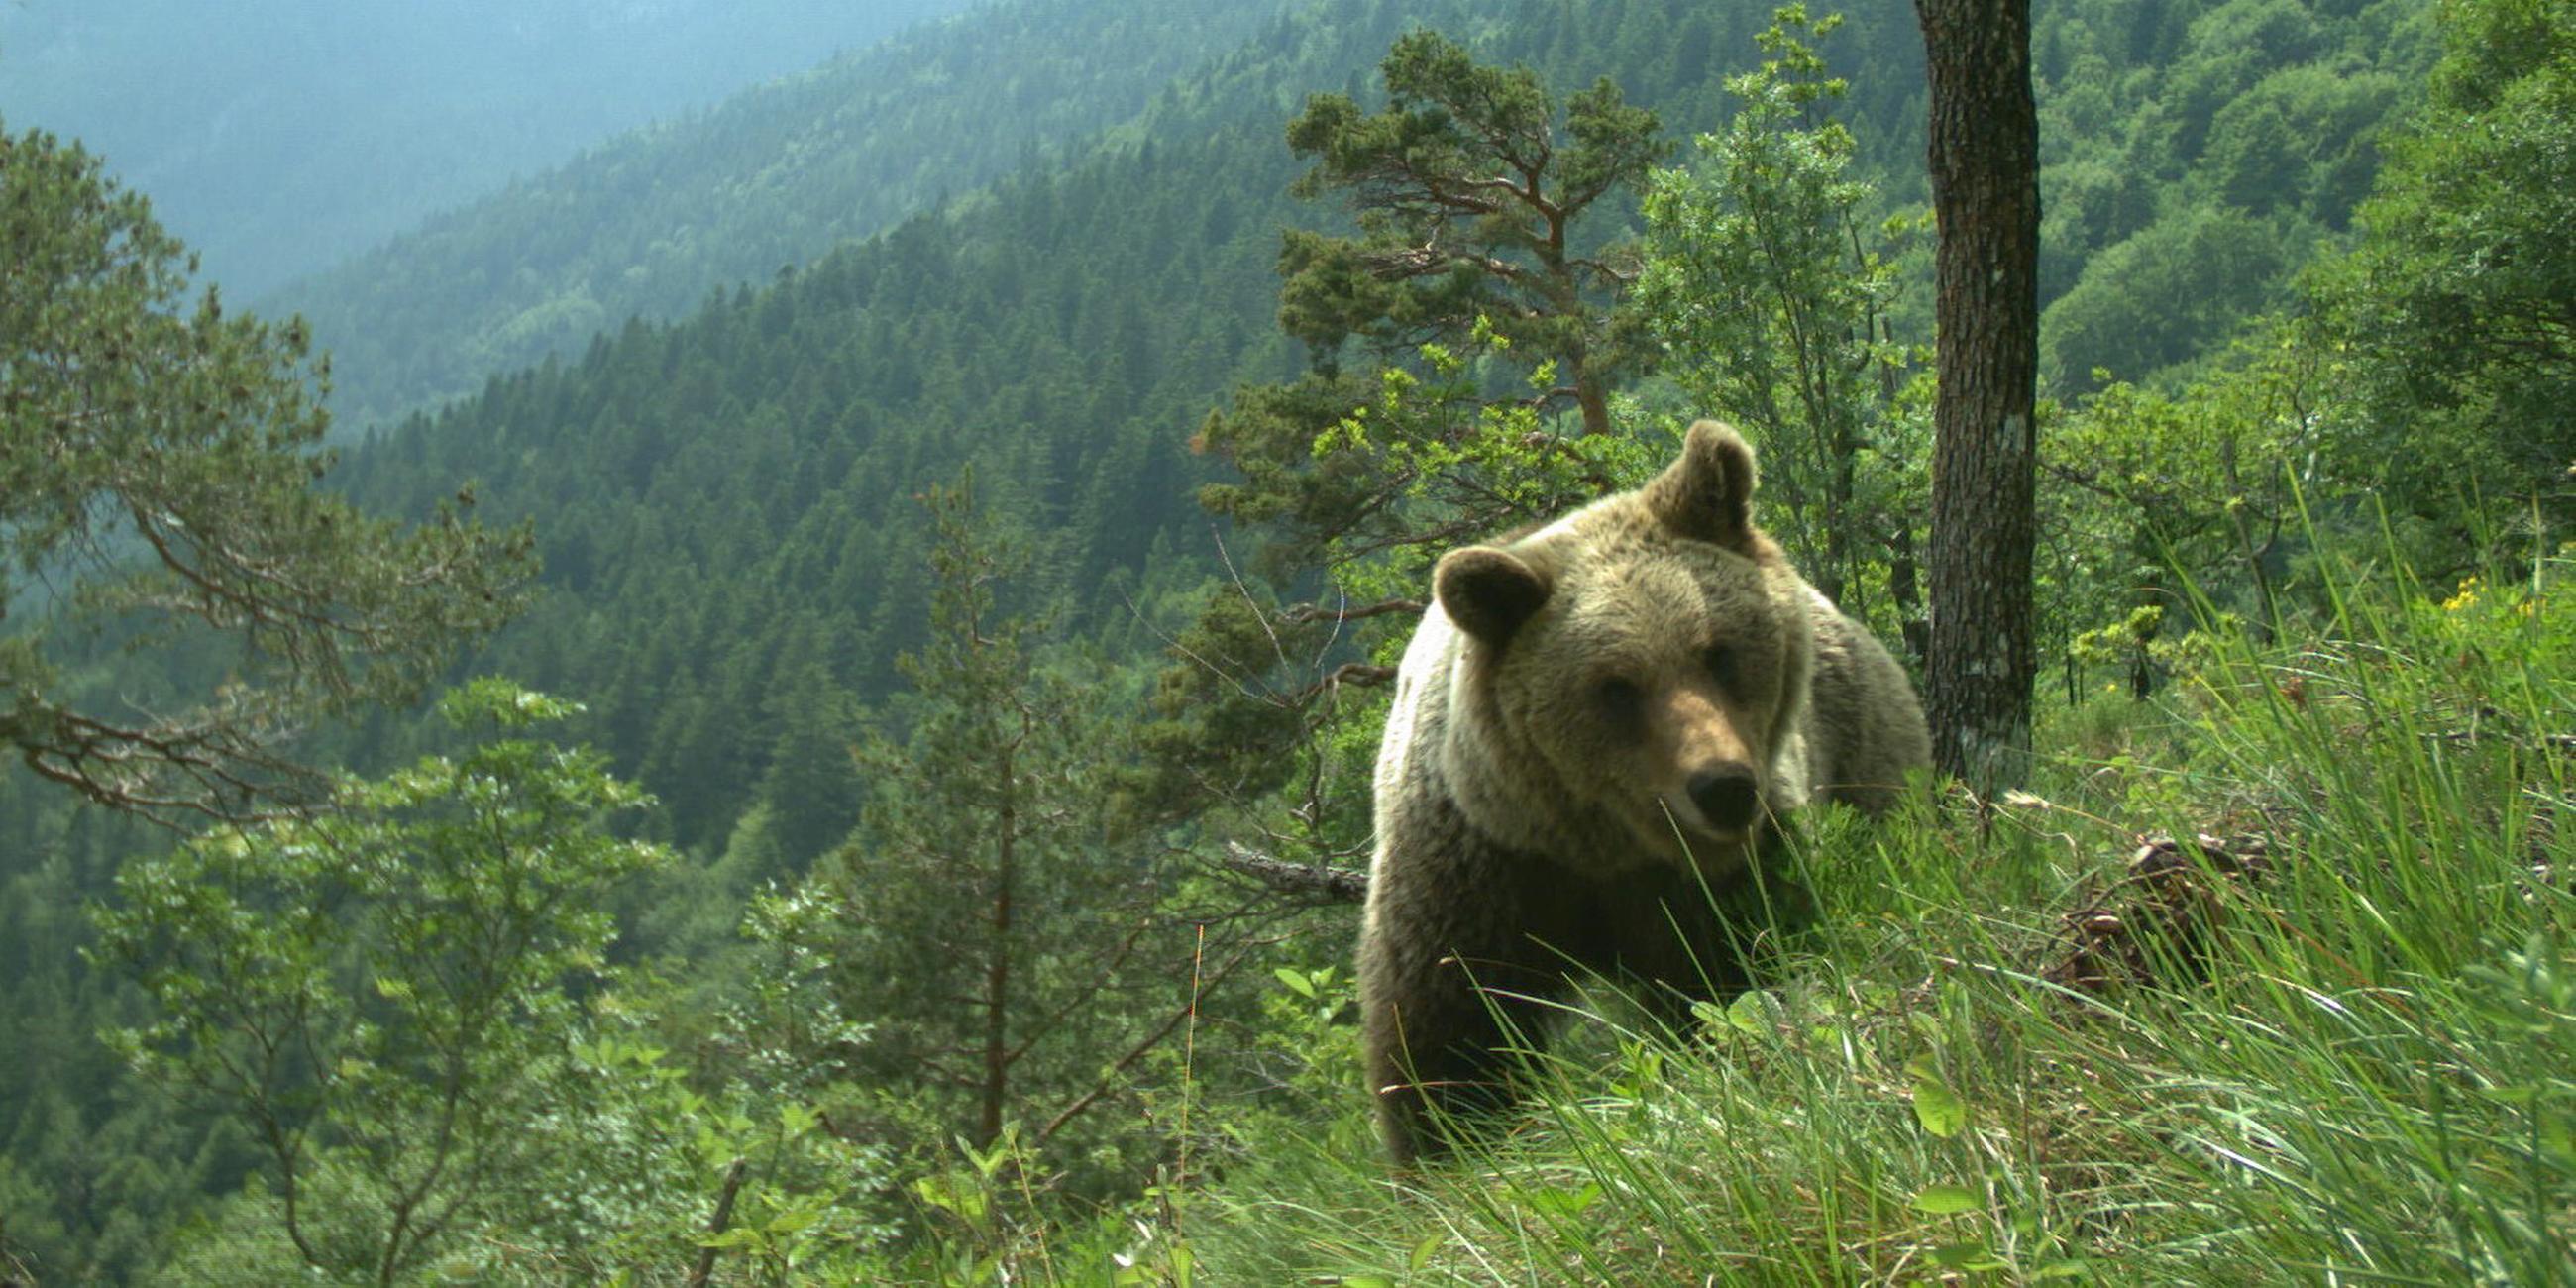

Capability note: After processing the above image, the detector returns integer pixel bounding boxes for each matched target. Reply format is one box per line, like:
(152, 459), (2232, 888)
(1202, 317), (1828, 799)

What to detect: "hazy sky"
(0, 0), (975, 299)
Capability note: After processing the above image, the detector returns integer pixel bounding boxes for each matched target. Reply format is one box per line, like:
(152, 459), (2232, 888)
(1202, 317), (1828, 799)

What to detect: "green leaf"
(1526, 1181), (1602, 1218)
(1728, 988), (1780, 1034)
(1410, 1230), (1444, 1271)
(1912, 1183), (1982, 1215)
(1929, 1240), (2007, 1270)
(1909, 1059), (1968, 1138)
(1274, 966), (1319, 999)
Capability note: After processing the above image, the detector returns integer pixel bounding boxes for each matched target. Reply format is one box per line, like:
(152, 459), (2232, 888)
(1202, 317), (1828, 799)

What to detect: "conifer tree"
(810, 475), (1203, 1163)
(1273, 29), (1665, 438)
(1157, 33), (1667, 841)
(0, 123), (532, 823)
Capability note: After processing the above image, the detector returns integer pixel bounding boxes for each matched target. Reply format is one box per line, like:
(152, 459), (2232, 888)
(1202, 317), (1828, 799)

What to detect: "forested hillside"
(267, 0), (1311, 428)
(0, 0), (973, 298)
(264, 0), (2422, 429)
(323, 0), (1919, 856)
(332, 0), (2432, 859)
(13, 0), (2556, 1279)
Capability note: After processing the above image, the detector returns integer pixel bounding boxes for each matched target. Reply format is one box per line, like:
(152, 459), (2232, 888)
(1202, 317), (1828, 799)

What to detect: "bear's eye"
(1703, 641), (1740, 688)
(1594, 676), (1645, 725)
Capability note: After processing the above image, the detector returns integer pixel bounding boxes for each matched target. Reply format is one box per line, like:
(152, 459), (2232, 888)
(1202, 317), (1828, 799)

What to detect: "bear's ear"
(1645, 419), (1759, 551)
(1435, 546), (1552, 648)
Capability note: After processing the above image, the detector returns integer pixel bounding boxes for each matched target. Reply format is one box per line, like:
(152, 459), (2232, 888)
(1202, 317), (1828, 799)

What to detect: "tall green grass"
(1173, 551), (2575, 1285)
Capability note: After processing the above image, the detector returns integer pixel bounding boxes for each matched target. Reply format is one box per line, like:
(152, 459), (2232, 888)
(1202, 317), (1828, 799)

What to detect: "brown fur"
(1359, 420), (1931, 1164)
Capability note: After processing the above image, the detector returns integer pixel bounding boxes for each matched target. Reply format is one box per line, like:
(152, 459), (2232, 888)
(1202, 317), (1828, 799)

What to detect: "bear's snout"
(1685, 763), (1761, 831)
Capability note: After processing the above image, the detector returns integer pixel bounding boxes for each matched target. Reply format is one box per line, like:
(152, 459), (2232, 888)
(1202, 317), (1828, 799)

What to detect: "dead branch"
(1298, 663), (1396, 701)
(1217, 841), (1367, 904)
(1280, 597), (1424, 624)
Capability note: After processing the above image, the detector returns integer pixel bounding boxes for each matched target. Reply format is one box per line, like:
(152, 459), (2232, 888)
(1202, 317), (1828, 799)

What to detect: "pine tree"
(0, 123), (532, 824)
(812, 474), (1187, 1161)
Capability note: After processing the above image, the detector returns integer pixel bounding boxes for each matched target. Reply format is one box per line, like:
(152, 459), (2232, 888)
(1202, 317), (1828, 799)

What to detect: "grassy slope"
(1149, 553), (2574, 1284)
(833, 541), (2573, 1283)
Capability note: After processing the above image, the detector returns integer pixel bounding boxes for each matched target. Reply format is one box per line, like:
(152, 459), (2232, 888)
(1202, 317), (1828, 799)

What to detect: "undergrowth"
(870, 546), (2576, 1285)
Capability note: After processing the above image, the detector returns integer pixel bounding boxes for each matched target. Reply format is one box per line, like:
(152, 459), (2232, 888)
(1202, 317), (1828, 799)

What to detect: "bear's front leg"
(1358, 842), (1561, 1166)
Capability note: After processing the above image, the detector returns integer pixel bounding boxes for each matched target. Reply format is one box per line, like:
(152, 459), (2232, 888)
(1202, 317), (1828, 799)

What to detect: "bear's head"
(1433, 420), (1813, 873)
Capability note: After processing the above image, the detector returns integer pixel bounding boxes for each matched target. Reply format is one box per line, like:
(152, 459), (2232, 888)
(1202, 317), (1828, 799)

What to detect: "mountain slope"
(330, 0), (2433, 859)
(0, 0), (2454, 1275)
(269, 0), (1310, 428)
(329, 0), (1816, 850)
(0, 0), (973, 298)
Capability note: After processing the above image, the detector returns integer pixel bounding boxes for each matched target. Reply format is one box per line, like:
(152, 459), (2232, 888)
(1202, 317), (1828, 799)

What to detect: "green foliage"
(2305, 0), (2576, 515)
(2041, 204), (2309, 390)
(89, 680), (668, 1283)
(1307, 323), (1666, 601)
(0, 122), (533, 824)
(1276, 28), (1665, 437)
(1171, 543), (2575, 1284)
(1277, 27), (1665, 439)
(1637, 5), (1930, 636)
(472, 1024), (896, 1283)
(2032, 0), (2437, 390)
(2038, 325), (2343, 698)
(2200, 62), (2403, 220)
(769, 476), (1232, 1214)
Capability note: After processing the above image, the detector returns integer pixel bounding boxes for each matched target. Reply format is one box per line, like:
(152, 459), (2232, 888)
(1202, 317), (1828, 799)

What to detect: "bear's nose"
(1687, 764), (1760, 831)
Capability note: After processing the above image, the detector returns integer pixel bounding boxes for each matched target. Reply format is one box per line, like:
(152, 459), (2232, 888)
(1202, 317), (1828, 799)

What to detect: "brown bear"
(1358, 419), (1931, 1164)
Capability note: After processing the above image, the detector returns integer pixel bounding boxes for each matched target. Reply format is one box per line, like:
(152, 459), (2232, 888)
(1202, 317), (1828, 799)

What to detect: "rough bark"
(1914, 0), (2041, 794)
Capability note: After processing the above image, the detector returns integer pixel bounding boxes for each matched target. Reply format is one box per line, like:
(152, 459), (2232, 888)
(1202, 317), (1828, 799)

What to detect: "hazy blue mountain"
(0, 0), (974, 298)
(263, 0), (1306, 429)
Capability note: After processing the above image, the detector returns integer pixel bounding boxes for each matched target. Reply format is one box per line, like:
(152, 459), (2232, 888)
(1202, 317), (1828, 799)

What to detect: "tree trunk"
(1888, 523), (1929, 670)
(1573, 368), (1613, 438)
(1914, 0), (2041, 795)
(976, 743), (1018, 1150)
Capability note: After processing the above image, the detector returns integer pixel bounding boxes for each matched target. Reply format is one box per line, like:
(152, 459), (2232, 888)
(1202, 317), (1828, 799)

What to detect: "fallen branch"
(2044, 832), (2274, 996)
(2420, 728), (2576, 755)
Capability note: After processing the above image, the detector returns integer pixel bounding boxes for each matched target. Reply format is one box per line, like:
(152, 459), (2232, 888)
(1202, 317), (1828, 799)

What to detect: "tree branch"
(1214, 841), (1367, 904)
(1297, 663), (1396, 700)
(685, 1158), (750, 1288)
(1280, 597), (1424, 624)
(1035, 937), (1262, 1143)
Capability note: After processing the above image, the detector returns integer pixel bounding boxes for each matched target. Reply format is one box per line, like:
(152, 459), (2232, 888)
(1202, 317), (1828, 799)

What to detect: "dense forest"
(267, 0), (1339, 429)
(6, 0), (2570, 1280)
